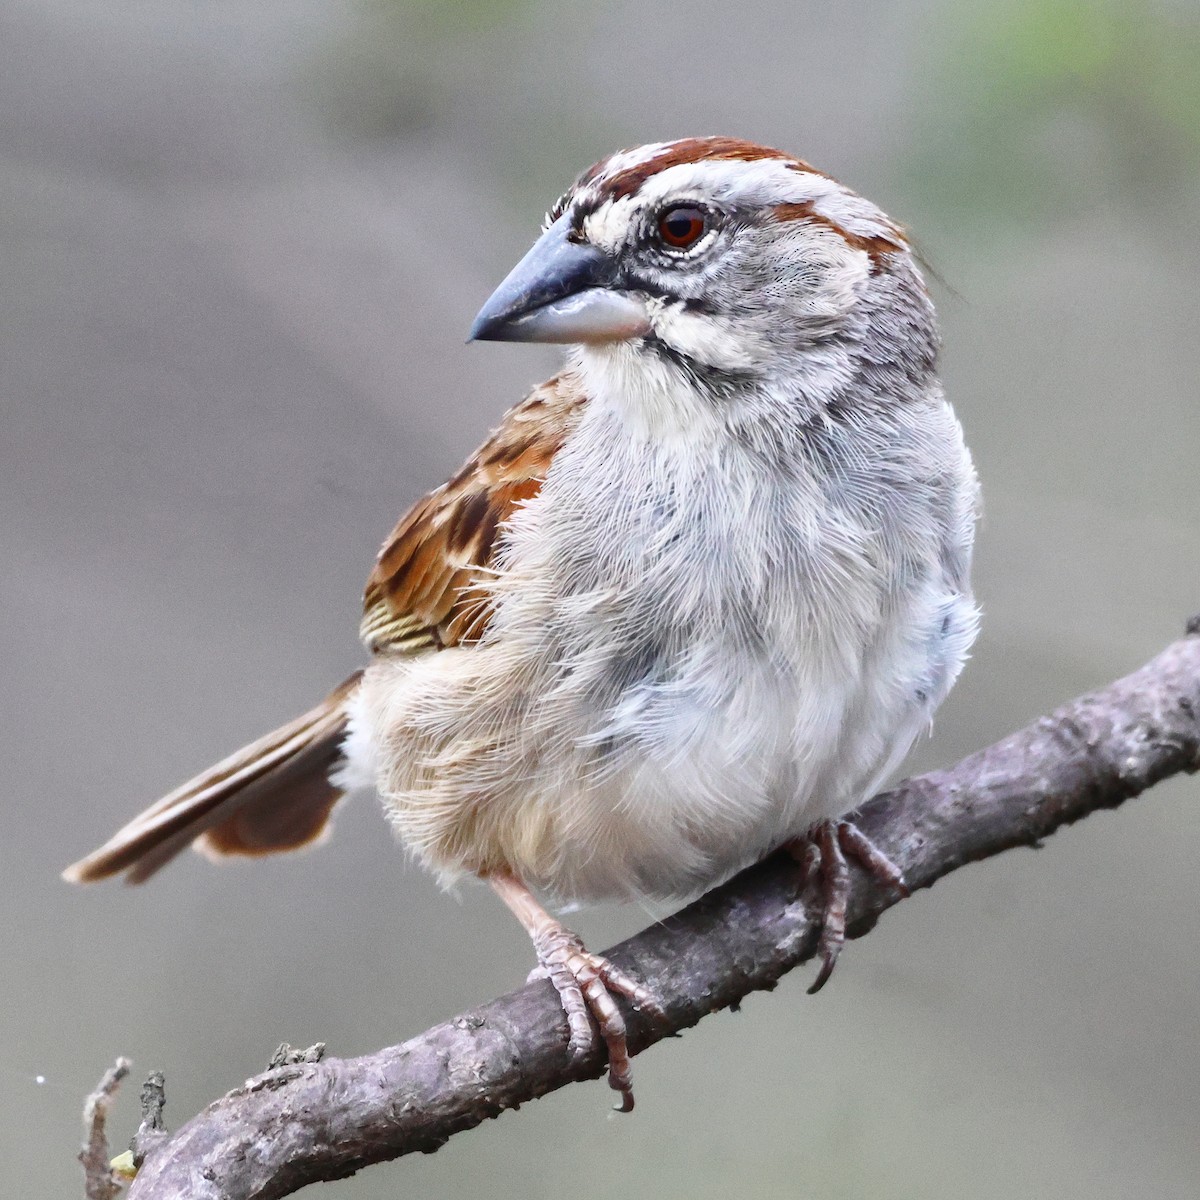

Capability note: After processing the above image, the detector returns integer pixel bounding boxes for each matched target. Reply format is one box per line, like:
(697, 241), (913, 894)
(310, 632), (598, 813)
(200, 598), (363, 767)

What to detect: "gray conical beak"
(468, 216), (650, 344)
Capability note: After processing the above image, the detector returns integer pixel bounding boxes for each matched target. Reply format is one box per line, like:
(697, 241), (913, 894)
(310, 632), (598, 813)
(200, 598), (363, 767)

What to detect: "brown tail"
(63, 672), (363, 885)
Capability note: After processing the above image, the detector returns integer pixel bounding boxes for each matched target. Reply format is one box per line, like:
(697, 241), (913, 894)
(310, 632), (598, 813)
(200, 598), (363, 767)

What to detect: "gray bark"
(124, 626), (1200, 1200)
(79, 1059), (131, 1200)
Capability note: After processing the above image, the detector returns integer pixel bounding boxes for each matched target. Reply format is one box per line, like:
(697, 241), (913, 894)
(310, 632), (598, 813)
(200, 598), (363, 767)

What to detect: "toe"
(802, 821), (850, 993)
(578, 970), (635, 1107)
(532, 924), (659, 1110)
(792, 819), (908, 995)
(585, 952), (666, 1021)
(836, 820), (908, 895)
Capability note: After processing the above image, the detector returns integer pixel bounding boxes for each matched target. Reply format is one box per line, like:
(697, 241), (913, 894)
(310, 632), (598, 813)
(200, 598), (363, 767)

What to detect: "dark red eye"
(657, 205), (707, 249)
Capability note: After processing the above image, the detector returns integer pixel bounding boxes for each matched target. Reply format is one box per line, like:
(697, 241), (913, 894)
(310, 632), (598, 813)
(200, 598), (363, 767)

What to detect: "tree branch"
(122, 627), (1200, 1200)
(79, 1059), (131, 1200)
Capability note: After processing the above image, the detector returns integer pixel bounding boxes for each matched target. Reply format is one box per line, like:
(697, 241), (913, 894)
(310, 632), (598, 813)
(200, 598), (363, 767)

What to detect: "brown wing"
(62, 672), (363, 884)
(360, 373), (588, 655)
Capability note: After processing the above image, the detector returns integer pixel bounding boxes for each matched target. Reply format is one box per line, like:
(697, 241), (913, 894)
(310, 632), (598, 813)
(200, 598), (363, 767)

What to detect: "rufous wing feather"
(360, 372), (587, 654)
(64, 372), (589, 884)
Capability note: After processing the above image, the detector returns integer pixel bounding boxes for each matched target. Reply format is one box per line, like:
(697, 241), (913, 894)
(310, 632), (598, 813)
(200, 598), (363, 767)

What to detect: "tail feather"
(63, 672), (363, 885)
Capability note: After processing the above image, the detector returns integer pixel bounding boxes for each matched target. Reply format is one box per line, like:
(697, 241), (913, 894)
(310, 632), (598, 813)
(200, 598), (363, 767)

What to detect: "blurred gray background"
(3, 1), (1199, 1196)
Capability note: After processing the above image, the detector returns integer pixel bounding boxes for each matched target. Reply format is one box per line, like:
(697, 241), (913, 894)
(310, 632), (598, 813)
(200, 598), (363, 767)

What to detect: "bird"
(64, 136), (979, 1111)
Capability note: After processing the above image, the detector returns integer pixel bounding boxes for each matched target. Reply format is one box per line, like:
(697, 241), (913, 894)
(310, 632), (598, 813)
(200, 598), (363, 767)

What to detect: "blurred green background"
(3, 1), (1198, 1196)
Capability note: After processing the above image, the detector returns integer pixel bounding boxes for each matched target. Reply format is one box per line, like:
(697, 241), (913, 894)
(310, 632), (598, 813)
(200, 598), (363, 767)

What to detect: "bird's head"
(470, 137), (935, 413)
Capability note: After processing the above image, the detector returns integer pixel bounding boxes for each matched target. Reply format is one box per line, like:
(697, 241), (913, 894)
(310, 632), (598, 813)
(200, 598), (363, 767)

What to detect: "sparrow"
(64, 137), (979, 1111)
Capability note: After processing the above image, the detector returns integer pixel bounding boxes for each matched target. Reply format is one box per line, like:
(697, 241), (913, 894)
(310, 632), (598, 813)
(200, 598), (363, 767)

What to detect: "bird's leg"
(489, 872), (663, 1112)
(788, 819), (909, 995)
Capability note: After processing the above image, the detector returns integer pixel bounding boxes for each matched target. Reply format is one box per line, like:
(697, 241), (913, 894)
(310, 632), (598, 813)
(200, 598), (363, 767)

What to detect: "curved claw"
(807, 822), (850, 994)
(788, 818), (908, 994)
(531, 926), (659, 1110)
(490, 872), (662, 1112)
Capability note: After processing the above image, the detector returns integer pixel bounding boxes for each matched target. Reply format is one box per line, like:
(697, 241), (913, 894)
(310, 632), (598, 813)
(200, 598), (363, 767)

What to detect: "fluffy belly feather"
(343, 396), (977, 907)
(345, 575), (970, 906)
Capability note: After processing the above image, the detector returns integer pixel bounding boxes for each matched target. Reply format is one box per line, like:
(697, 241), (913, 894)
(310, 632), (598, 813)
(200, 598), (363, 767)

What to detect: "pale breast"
(361, 390), (977, 905)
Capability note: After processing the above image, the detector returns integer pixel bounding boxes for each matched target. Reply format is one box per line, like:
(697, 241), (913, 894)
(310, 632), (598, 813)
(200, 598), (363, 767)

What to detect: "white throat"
(570, 343), (729, 444)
